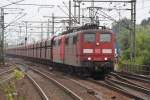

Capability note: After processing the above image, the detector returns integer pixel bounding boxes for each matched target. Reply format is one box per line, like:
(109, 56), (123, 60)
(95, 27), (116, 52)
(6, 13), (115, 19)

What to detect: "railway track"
(23, 61), (138, 100)
(105, 78), (149, 100)
(114, 71), (150, 83)
(25, 73), (49, 100)
(17, 63), (83, 100)
(0, 67), (16, 84)
(0, 64), (44, 100)
(109, 72), (150, 90)
(0, 67), (16, 76)
(11, 58), (150, 100)
(88, 79), (147, 100)
(27, 65), (102, 100)
(15, 74), (45, 100)
(0, 65), (48, 100)
(28, 66), (101, 100)
(102, 72), (150, 100)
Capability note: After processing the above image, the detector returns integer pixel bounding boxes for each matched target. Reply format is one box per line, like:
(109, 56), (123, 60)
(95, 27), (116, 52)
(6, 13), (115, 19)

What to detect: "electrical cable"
(1, 0), (24, 8)
(97, 9), (131, 30)
(5, 13), (27, 28)
(62, 1), (78, 23)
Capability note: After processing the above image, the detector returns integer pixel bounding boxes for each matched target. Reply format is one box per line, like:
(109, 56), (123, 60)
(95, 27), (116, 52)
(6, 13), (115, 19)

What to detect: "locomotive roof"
(52, 28), (114, 41)
(60, 24), (113, 34)
(79, 28), (113, 33)
(55, 28), (113, 38)
(53, 24), (114, 39)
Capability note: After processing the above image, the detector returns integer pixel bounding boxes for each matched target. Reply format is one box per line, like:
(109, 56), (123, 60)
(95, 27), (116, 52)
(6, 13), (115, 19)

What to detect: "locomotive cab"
(81, 29), (115, 75)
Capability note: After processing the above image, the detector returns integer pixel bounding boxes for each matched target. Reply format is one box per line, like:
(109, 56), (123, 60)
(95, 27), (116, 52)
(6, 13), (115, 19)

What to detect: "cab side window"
(65, 37), (69, 45)
(73, 35), (77, 44)
(58, 39), (61, 45)
(53, 40), (56, 46)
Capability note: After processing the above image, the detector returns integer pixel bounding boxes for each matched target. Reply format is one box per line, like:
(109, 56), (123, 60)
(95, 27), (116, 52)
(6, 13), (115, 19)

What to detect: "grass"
(0, 69), (25, 100)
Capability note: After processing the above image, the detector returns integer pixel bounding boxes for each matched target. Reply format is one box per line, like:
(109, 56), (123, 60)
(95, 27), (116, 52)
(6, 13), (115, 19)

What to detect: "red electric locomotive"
(52, 24), (115, 77)
(7, 24), (115, 77)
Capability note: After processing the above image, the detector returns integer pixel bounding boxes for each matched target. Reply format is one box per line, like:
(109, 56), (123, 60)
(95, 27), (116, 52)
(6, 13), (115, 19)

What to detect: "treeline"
(112, 18), (150, 65)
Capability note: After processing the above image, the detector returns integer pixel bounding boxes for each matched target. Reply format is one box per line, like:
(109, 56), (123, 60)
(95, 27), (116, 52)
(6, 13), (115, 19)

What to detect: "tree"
(112, 18), (150, 65)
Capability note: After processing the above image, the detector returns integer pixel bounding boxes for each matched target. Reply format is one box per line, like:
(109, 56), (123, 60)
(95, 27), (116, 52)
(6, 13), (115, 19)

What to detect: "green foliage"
(112, 18), (130, 49)
(121, 48), (130, 60)
(0, 70), (26, 100)
(141, 17), (150, 26)
(4, 82), (16, 100)
(0, 81), (16, 100)
(14, 69), (24, 80)
(112, 18), (150, 65)
(135, 27), (150, 65)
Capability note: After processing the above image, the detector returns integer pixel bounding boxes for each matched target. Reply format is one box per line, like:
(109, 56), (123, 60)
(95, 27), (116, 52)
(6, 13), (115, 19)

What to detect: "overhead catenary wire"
(3, 8), (24, 10)
(5, 13), (27, 28)
(5, 0), (54, 7)
(97, 9), (131, 30)
(1, 0), (25, 8)
(14, 3), (55, 7)
(62, 1), (78, 23)
(57, 5), (69, 16)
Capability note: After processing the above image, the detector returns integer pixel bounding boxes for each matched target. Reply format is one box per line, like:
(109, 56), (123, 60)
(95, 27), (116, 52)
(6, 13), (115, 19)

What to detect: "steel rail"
(22, 62), (146, 100)
(0, 75), (14, 84)
(106, 77), (150, 95)
(29, 67), (83, 100)
(25, 73), (49, 100)
(109, 72), (150, 90)
(115, 71), (150, 80)
(114, 72), (150, 83)
(88, 79), (144, 100)
(0, 67), (49, 100)
(0, 67), (16, 76)
(16, 66), (49, 100)
(30, 66), (103, 99)
(14, 61), (145, 100)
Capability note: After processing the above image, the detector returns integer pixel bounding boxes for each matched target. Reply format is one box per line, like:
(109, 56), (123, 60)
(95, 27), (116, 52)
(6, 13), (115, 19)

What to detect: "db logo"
(95, 49), (100, 53)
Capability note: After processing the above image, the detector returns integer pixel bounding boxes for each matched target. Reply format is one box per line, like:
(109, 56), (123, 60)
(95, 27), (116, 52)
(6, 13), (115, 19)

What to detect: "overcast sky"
(1, 0), (150, 45)
(0, 0), (149, 23)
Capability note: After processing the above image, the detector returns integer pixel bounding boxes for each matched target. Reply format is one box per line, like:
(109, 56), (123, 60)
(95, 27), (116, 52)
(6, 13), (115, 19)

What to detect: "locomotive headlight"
(88, 57), (91, 61)
(104, 57), (108, 61)
(96, 42), (100, 46)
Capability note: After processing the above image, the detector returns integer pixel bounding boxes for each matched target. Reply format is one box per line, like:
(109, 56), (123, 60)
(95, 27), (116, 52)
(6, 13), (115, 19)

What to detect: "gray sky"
(0, 0), (149, 24)
(1, 0), (150, 45)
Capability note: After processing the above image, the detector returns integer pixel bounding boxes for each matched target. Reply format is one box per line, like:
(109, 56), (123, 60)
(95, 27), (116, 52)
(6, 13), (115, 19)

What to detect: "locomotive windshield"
(84, 33), (95, 42)
(100, 33), (111, 42)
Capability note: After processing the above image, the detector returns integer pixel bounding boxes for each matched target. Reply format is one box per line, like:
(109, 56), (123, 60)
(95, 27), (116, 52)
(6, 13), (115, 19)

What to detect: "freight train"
(7, 24), (115, 78)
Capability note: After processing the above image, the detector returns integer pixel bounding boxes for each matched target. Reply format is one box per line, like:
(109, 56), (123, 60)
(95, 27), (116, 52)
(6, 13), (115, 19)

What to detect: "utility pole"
(73, 0), (81, 24)
(69, 0), (72, 29)
(25, 21), (28, 47)
(47, 19), (50, 38)
(117, 6), (121, 57)
(0, 8), (4, 65)
(52, 13), (54, 35)
(19, 25), (22, 45)
(78, 1), (81, 24)
(41, 23), (43, 41)
(91, 0), (95, 23)
(74, 1), (76, 25)
(130, 0), (136, 62)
